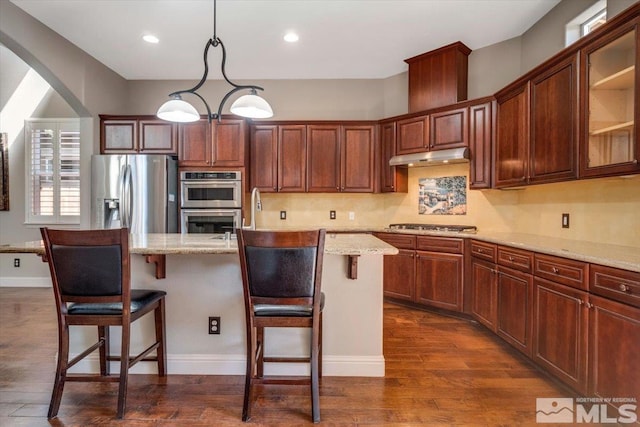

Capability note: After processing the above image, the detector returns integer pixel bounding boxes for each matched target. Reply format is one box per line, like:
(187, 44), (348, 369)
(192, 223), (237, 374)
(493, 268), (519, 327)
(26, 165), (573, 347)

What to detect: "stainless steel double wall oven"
(180, 171), (242, 234)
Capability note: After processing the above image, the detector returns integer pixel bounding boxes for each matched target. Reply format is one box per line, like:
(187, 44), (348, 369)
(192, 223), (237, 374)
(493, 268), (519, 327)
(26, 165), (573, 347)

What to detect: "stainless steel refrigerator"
(91, 155), (178, 233)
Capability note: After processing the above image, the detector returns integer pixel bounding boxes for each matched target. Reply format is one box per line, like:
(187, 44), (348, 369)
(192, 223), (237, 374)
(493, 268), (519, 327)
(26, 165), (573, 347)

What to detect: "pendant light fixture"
(156, 0), (273, 123)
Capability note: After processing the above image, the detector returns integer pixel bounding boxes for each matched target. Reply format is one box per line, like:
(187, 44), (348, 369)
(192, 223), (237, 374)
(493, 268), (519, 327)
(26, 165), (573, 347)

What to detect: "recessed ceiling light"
(284, 32), (299, 43)
(143, 34), (159, 44)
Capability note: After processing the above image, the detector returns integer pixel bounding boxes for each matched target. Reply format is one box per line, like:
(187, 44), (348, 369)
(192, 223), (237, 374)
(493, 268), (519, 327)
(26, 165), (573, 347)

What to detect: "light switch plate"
(562, 213), (570, 228)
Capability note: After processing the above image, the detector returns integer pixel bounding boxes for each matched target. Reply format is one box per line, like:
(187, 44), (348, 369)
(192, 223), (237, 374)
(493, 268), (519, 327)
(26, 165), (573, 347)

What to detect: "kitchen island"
(1, 233), (398, 377)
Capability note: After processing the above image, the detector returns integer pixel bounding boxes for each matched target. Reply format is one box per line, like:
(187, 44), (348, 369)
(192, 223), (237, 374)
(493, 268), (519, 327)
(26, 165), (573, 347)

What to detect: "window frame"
(24, 118), (81, 225)
(581, 9), (607, 36)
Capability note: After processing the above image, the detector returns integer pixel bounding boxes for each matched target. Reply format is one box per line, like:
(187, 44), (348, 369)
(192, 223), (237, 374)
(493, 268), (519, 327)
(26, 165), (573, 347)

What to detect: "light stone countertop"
(2, 229), (638, 272)
(0, 232), (399, 257)
(376, 228), (640, 273)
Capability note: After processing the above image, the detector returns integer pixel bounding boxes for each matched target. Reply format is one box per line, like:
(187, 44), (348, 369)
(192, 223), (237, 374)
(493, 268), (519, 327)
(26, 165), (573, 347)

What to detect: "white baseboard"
(0, 276), (51, 287)
(68, 354), (385, 377)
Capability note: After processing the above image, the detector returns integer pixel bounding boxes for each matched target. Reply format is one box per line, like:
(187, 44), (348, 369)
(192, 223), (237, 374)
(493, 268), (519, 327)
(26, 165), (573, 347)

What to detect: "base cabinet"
(376, 233), (463, 313)
(416, 251), (464, 311)
(470, 258), (498, 331)
(533, 277), (589, 394)
(588, 294), (640, 405)
(497, 265), (533, 357)
(383, 249), (416, 301)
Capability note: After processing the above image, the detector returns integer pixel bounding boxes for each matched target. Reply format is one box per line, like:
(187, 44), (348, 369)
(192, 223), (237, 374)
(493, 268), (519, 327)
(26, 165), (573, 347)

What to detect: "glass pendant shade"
(230, 93), (274, 119)
(156, 97), (200, 122)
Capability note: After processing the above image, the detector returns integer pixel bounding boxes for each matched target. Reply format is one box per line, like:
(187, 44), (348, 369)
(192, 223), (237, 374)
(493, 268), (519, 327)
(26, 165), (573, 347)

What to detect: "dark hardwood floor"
(0, 287), (576, 426)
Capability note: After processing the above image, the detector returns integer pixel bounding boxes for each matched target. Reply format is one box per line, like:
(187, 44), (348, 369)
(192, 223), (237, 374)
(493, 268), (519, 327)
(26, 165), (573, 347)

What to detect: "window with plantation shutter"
(25, 119), (81, 224)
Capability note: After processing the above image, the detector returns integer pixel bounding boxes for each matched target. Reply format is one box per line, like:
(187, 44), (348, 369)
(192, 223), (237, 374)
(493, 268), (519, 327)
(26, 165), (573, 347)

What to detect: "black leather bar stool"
(40, 227), (167, 419)
(237, 229), (326, 423)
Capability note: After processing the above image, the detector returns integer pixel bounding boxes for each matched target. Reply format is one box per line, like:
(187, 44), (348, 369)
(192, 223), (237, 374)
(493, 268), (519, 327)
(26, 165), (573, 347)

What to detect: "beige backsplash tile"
(252, 164), (639, 248)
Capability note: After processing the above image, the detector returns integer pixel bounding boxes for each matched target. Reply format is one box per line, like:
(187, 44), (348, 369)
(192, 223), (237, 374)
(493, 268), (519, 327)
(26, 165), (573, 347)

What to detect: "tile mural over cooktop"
(418, 176), (467, 215)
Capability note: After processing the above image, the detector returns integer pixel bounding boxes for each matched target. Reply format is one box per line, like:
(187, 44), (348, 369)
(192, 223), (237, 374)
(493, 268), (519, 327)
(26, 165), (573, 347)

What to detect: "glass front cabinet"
(581, 20), (640, 177)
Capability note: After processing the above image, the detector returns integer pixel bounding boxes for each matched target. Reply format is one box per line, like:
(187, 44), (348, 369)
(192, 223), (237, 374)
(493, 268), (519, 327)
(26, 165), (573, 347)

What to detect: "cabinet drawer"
(374, 233), (416, 250)
(497, 246), (533, 273)
(590, 264), (640, 308)
(470, 240), (497, 262)
(534, 253), (589, 290)
(416, 236), (463, 254)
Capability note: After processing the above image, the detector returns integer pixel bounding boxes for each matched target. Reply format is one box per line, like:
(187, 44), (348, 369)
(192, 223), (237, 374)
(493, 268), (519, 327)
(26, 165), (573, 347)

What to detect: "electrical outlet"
(562, 213), (570, 228)
(280, 210), (287, 220)
(208, 316), (221, 334)
(330, 210), (336, 220)
(348, 211), (355, 221)
(13, 258), (20, 268)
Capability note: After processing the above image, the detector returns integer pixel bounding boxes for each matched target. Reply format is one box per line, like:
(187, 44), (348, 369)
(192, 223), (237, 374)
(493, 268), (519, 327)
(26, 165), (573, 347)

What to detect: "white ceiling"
(10, 0), (561, 81)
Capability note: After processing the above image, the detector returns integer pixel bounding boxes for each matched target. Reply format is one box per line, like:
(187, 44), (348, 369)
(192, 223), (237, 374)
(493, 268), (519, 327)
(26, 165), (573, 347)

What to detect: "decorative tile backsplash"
(418, 176), (467, 215)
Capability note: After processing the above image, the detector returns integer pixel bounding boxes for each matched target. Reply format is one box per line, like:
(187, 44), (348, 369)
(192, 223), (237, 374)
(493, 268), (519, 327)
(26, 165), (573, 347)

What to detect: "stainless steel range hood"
(389, 147), (469, 167)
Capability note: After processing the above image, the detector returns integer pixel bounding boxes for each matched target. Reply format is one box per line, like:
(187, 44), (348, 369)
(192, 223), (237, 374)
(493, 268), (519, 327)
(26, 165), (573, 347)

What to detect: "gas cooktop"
(388, 223), (477, 233)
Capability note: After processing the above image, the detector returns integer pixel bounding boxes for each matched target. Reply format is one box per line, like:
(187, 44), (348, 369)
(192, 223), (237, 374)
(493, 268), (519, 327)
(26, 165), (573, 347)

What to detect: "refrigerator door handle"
(118, 164), (127, 228)
(122, 165), (133, 229)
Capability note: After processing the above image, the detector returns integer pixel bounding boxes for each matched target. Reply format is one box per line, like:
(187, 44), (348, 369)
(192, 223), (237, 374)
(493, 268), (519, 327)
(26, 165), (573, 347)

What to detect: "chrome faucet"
(242, 187), (262, 230)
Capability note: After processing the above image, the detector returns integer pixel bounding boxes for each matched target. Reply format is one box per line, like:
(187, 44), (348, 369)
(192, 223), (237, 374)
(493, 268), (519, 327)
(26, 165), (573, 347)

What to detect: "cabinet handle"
(508, 256), (514, 262)
(336, 186), (340, 190)
(552, 267), (559, 274)
(476, 249), (484, 254)
(619, 284), (631, 292)
(577, 299), (584, 305)
(585, 302), (594, 309)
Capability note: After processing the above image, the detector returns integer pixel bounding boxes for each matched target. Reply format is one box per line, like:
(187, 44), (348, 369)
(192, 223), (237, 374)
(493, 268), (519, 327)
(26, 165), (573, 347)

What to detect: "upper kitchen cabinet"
(468, 99), (494, 189)
(581, 20), (640, 178)
(250, 124), (306, 192)
(341, 124), (376, 192)
(495, 83), (530, 188)
(529, 53), (579, 185)
(380, 120), (408, 193)
(100, 115), (177, 154)
(307, 124), (375, 193)
(495, 53), (578, 188)
(178, 119), (210, 167)
(178, 117), (247, 168)
(396, 115), (429, 155)
(405, 41), (471, 112)
(430, 106), (468, 150)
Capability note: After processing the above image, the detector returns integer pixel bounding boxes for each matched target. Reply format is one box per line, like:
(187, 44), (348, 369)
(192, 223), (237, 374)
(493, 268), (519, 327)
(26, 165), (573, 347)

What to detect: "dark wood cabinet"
(495, 83), (530, 188)
(470, 240), (498, 332)
(529, 54), (578, 184)
(250, 124), (306, 192)
(430, 106), (468, 150)
(213, 119), (246, 167)
(306, 125), (341, 192)
(278, 125), (307, 192)
(580, 21), (640, 178)
(383, 248), (416, 301)
(416, 250), (464, 311)
(375, 233), (416, 301)
(178, 119), (211, 167)
(100, 116), (176, 154)
(178, 118), (246, 167)
(376, 233), (463, 312)
(396, 115), (429, 155)
(497, 265), (533, 357)
(307, 124), (375, 193)
(380, 121), (407, 193)
(588, 294), (640, 406)
(533, 277), (589, 393)
(469, 100), (494, 189)
(341, 125), (375, 192)
(405, 41), (471, 112)
(415, 236), (464, 311)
